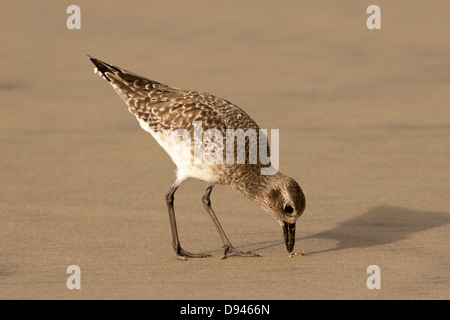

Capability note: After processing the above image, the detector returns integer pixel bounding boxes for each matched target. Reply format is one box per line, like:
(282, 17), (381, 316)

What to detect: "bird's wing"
(90, 56), (270, 162)
(90, 57), (259, 133)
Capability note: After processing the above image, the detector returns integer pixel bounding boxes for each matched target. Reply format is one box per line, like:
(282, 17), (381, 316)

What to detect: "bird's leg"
(202, 184), (261, 259)
(165, 180), (212, 260)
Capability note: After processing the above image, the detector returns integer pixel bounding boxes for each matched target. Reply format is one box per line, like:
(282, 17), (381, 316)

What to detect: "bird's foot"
(221, 244), (262, 259)
(175, 247), (212, 261)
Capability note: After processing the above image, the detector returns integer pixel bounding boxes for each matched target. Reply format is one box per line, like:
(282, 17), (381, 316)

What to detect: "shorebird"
(89, 56), (306, 260)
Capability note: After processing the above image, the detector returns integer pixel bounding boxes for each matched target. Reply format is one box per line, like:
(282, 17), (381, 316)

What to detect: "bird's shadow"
(245, 205), (450, 255)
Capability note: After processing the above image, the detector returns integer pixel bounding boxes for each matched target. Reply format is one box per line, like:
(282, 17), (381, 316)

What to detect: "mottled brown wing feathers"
(92, 58), (258, 133)
(91, 57), (270, 162)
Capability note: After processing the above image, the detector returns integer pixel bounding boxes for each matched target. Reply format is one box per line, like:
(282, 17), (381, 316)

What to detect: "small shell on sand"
(288, 250), (305, 258)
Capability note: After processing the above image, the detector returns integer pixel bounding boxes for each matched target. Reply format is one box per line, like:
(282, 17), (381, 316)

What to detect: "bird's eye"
(284, 204), (294, 214)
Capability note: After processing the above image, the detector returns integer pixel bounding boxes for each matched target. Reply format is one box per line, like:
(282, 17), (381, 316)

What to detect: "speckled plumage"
(91, 56), (268, 187)
(90, 56), (305, 259)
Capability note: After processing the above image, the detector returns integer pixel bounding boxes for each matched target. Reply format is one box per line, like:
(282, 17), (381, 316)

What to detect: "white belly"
(137, 117), (217, 182)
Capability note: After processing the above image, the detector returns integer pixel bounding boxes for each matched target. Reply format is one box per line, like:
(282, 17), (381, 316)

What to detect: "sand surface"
(1, 1), (449, 299)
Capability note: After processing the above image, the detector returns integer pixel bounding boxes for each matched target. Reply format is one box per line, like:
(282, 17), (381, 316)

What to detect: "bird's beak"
(282, 222), (296, 253)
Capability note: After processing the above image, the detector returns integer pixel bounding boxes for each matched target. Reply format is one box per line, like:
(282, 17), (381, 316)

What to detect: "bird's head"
(253, 173), (306, 253)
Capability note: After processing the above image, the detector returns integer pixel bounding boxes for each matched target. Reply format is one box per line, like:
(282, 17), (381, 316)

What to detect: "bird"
(89, 56), (306, 260)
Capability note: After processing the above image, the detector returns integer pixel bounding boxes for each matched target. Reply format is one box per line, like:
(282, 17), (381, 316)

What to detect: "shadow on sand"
(249, 205), (450, 254)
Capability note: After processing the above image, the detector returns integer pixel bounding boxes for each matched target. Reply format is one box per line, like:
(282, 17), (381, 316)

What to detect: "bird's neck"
(234, 171), (284, 207)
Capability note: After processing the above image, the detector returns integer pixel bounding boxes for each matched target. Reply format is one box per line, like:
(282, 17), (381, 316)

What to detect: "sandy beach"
(1, 1), (449, 299)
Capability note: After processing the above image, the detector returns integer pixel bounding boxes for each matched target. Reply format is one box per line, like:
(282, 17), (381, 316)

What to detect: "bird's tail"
(88, 55), (123, 82)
